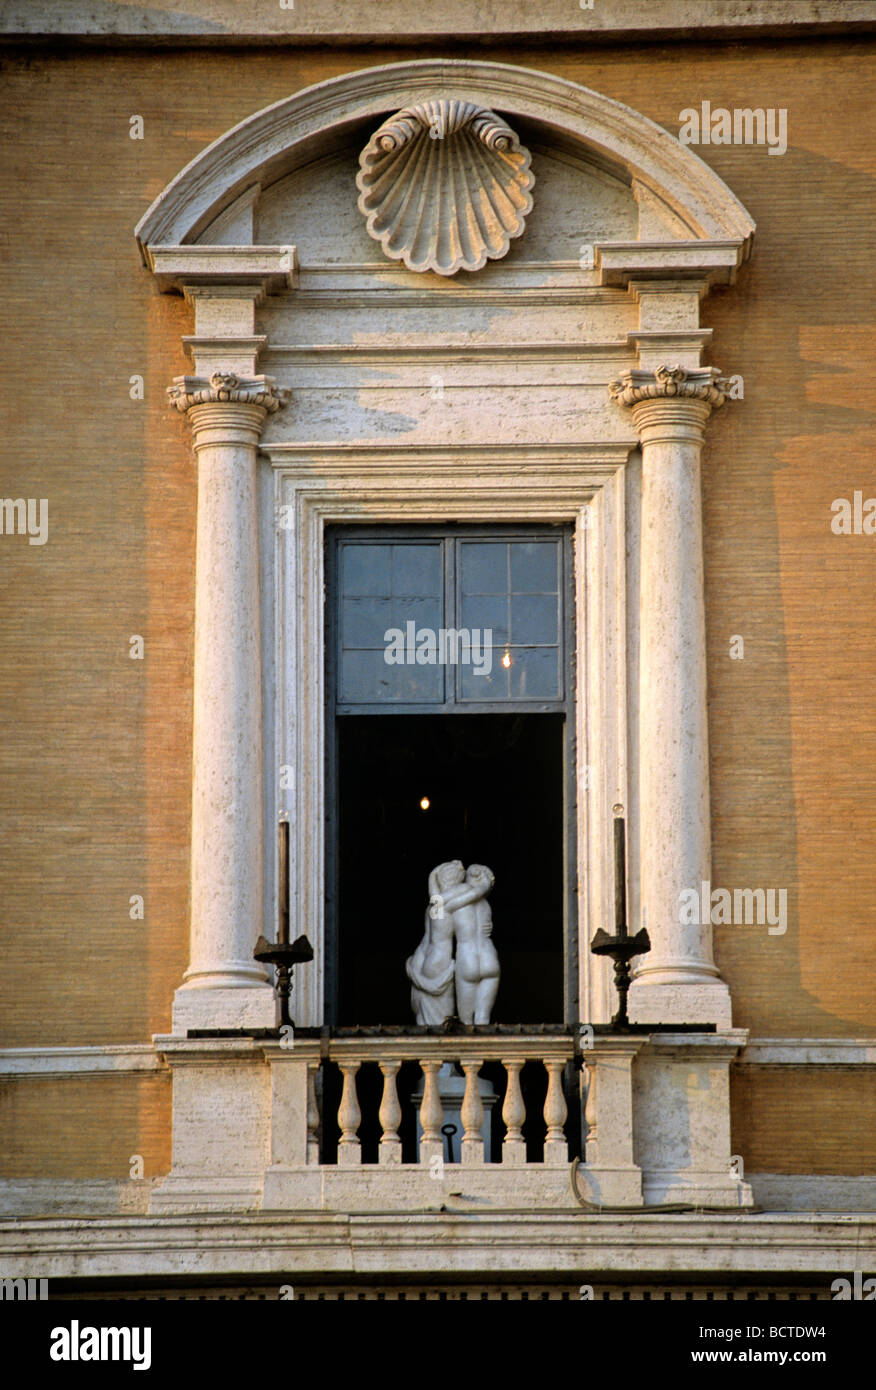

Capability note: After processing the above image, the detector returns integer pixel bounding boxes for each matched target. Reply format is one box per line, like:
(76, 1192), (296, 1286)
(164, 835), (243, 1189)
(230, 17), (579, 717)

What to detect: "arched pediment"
(135, 59), (754, 259)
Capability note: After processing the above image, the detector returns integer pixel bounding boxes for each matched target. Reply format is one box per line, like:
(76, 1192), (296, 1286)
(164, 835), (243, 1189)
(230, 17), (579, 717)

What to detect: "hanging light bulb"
(420, 797), (431, 811)
(502, 648), (512, 669)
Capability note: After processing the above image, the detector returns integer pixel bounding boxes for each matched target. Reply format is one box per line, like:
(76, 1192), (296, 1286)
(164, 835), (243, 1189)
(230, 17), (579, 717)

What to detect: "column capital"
(167, 371), (290, 415)
(608, 364), (727, 409)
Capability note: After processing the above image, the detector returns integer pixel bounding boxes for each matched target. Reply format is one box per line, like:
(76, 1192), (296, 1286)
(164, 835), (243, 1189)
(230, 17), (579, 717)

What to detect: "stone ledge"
(2, 1174), (874, 1220)
(1, 1211), (874, 1282)
(0, 1045), (163, 1077)
(739, 1039), (876, 1066)
(2, 1036), (874, 1076)
(749, 1175), (876, 1212)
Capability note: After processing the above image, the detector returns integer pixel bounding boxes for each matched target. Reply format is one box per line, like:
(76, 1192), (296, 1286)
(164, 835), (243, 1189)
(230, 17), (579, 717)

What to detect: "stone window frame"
(261, 444), (630, 1025)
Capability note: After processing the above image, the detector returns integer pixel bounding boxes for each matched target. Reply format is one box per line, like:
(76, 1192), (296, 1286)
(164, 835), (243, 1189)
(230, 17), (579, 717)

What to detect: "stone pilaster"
(168, 372), (290, 1032)
(609, 365), (732, 1026)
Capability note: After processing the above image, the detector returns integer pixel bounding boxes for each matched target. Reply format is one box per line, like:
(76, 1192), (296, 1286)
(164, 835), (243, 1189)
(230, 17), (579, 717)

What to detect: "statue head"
(466, 863), (494, 890)
(435, 860), (465, 889)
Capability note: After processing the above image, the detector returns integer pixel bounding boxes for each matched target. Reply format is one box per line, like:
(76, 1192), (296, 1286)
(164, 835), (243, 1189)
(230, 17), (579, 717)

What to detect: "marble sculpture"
(406, 860), (500, 1024)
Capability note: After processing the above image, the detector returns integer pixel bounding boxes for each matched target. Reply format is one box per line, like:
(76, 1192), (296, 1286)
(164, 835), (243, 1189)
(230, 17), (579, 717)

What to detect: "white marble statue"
(441, 864), (500, 1024)
(407, 861), (499, 1025)
(406, 861), (461, 1024)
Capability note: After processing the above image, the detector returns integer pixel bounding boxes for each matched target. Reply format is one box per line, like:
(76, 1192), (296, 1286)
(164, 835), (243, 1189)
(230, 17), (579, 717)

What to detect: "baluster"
(378, 1059), (402, 1166)
(306, 1061), (320, 1165)
(584, 1059), (598, 1165)
(543, 1059), (568, 1165)
(461, 1059), (485, 1166)
(418, 1059), (443, 1164)
(501, 1057), (527, 1164)
(337, 1060), (361, 1167)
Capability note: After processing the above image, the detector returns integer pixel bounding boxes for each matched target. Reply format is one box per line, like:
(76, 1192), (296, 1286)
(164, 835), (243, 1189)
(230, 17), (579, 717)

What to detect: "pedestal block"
(150, 1038), (270, 1213)
(633, 1031), (753, 1207)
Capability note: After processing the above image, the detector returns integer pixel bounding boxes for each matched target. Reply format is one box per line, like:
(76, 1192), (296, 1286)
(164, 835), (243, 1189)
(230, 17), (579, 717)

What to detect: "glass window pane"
(459, 542), (507, 594)
(510, 541), (558, 593)
(340, 648), (444, 703)
(334, 530), (566, 709)
(342, 597), (394, 649)
(459, 594), (509, 646)
(509, 646), (560, 699)
(342, 543), (391, 596)
(392, 596), (443, 632)
(511, 593), (558, 646)
(459, 646), (509, 701)
(392, 543), (442, 595)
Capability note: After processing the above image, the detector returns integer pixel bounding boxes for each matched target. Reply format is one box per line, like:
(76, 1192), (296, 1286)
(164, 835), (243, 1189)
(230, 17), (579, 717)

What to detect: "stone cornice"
(596, 240), (747, 288)
(167, 372), (290, 414)
(12, 2), (871, 43)
(640, 1029), (749, 1062)
(609, 365), (726, 408)
(2, 1211), (875, 1283)
(2, 1036), (873, 1077)
(146, 245), (297, 293)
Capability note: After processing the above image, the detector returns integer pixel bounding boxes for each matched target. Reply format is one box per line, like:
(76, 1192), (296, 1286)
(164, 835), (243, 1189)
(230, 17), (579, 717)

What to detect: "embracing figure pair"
(406, 860), (500, 1025)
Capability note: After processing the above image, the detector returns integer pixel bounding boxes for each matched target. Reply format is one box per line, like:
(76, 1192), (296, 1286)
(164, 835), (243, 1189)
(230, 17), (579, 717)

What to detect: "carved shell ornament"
(356, 99), (535, 276)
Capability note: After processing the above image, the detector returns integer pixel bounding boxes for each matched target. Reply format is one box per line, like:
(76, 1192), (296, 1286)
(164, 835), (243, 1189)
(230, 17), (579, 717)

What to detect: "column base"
(171, 983), (277, 1032)
(628, 980), (732, 1027)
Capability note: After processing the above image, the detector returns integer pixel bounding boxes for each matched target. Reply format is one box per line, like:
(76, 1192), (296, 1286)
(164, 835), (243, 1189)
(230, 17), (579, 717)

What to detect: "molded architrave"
(135, 60), (755, 257)
(263, 443), (632, 1028)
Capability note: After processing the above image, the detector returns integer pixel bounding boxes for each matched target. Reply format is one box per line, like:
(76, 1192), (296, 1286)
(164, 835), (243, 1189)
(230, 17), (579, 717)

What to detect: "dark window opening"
(324, 523), (576, 1029)
(335, 713), (566, 1026)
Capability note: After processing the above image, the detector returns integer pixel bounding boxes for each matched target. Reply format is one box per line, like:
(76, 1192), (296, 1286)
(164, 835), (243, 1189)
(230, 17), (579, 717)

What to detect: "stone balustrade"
(317, 1032), (576, 1169)
(152, 1027), (753, 1213)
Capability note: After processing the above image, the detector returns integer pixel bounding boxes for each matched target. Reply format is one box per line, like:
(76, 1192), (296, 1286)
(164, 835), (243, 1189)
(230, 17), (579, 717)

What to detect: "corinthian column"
(609, 365), (732, 1026)
(168, 371), (289, 1031)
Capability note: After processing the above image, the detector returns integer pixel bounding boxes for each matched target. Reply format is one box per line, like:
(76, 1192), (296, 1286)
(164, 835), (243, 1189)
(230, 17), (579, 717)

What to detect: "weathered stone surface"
(2, 1), (869, 40)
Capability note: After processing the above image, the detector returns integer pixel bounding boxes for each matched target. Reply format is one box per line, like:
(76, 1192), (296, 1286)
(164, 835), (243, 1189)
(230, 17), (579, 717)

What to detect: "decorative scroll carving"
(167, 371), (290, 413)
(608, 364), (727, 408)
(356, 99), (535, 276)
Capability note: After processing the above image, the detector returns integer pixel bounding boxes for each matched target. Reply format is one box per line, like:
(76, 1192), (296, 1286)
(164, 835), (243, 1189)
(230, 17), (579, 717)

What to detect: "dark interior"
(333, 712), (566, 1025)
